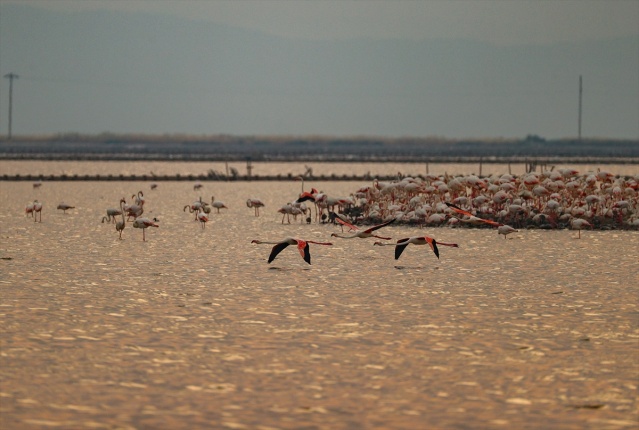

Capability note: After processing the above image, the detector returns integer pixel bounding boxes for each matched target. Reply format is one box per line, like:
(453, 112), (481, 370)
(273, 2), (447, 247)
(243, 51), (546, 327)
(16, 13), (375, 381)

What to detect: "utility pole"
(4, 73), (19, 139)
(578, 75), (582, 141)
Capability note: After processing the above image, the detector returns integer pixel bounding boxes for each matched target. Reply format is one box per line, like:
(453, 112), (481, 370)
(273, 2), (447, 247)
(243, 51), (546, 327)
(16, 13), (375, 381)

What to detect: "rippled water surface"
(1, 179), (638, 430)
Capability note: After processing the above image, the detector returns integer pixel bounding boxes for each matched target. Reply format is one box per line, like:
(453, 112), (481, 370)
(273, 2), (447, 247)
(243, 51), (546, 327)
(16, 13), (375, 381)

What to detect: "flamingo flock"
(20, 167), (638, 256)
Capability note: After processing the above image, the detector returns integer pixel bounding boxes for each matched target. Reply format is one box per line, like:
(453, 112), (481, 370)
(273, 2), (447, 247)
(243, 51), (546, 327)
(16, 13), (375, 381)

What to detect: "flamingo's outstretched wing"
(366, 218), (396, 233)
(268, 242), (290, 263)
(446, 202), (502, 227)
(296, 193), (315, 203)
(296, 240), (311, 264)
(428, 238), (440, 259)
(335, 215), (358, 231)
(394, 238), (410, 260)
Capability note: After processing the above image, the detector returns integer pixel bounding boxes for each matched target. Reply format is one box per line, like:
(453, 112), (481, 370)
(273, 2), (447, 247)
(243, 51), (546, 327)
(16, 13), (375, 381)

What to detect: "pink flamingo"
(374, 236), (459, 260)
(251, 237), (333, 265)
(331, 217), (396, 240)
(132, 217), (159, 241)
(33, 200), (43, 222)
(570, 218), (592, 239)
(197, 209), (209, 229)
(246, 198), (265, 216)
(446, 202), (502, 227)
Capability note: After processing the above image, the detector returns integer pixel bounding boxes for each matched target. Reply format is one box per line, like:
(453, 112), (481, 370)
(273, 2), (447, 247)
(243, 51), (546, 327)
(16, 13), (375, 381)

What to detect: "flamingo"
(115, 198), (126, 239)
(251, 237), (333, 265)
(197, 208), (209, 229)
(25, 202), (35, 217)
(102, 207), (123, 224)
(33, 200), (43, 222)
(57, 203), (75, 214)
(374, 236), (459, 260)
(193, 182), (203, 191)
(246, 198), (265, 216)
(445, 202), (502, 227)
(570, 218), (592, 239)
(497, 225), (518, 239)
(132, 217), (159, 241)
(331, 217), (396, 240)
(210, 196), (228, 213)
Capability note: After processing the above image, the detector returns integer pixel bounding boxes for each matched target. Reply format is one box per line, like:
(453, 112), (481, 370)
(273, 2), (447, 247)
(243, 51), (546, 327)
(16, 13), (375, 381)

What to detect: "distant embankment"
(1, 135), (638, 162)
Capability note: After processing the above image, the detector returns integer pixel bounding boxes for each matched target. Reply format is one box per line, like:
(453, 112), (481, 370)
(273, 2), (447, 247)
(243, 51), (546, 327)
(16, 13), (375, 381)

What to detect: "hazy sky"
(1, 0), (638, 139)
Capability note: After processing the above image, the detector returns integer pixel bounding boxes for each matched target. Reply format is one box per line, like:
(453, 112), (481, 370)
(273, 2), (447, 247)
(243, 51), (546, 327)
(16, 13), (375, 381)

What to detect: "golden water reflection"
(1, 180), (637, 429)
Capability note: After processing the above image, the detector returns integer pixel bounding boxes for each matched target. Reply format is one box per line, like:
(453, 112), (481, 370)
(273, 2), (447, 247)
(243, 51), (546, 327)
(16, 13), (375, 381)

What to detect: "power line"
(4, 73), (19, 139)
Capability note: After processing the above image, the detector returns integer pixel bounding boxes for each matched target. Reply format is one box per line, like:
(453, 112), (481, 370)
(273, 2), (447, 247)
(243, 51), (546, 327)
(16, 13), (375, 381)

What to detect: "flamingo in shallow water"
(197, 208), (209, 229)
(33, 201), (43, 222)
(374, 236), (459, 260)
(570, 218), (592, 239)
(132, 217), (159, 241)
(331, 216), (396, 240)
(115, 198), (126, 239)
(497, 225), (518, 239)
(251, 237), (333, 265)
(57, 203), (75, 214)
(246, 198), (265, 216)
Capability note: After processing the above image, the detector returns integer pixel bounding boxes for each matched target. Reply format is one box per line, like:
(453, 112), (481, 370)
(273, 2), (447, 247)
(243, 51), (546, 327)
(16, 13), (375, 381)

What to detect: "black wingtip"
(303, 243), (311, 264)
(432, 240), (440, 259)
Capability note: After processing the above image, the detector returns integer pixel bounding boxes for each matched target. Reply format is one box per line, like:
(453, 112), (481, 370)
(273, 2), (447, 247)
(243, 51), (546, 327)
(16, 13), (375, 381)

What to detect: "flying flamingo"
(132, 217), (159, 241)
(33, 200), (43, 222)
(374, 236), (459, 260)
(115, 198), (126, 239)
(445, 202), (502, 227)
(57, 203), (75, 214)
(251, 237), (333, 265)
(331, 217), (396, 240)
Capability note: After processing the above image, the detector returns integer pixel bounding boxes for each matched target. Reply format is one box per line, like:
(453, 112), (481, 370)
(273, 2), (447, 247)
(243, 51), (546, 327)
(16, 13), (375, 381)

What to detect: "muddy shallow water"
(1, 180), (638, 429)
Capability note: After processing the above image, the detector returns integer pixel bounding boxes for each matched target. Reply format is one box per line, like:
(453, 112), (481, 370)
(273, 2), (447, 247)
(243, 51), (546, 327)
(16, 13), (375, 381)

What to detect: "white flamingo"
(115, 198), (126, 239)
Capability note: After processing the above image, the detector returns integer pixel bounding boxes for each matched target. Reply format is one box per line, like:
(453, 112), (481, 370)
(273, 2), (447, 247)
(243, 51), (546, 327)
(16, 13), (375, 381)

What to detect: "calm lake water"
(1, 160), (638, 177)
(1, 175), (638, 429)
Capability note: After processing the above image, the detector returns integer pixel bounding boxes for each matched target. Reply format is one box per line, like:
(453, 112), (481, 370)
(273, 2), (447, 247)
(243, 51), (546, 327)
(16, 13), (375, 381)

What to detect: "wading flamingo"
(246, 198), (265, 216)
(570, 218), (592, 239)
(57, 203), (75, 214)
(197, 208), (209, 229)
(132, 217), (159, 241)
(497, 225), (518, 239)
(211, 196), (228, 213)
(374, 236), (459, 260)
(115, 198), (126, 239)
(251, 237), (333, 265)
(33, 200), (43, 222)
(102, 207), (123, 223)
(331, 217), (396, 240)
